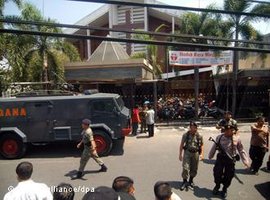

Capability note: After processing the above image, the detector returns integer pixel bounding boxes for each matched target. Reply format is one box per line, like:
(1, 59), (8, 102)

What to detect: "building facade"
(65, 1), (270, 116)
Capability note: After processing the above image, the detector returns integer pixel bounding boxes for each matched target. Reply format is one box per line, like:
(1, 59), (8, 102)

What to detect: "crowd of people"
(155, 95), (218, 121)
(3, 112), (269, 200)
(131, 103), (155, 137)
(3, 161), (181, 200)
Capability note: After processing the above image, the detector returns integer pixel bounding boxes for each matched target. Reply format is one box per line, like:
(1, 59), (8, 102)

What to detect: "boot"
(221, 187), (227, 198)
(99, 164), (108, 172)
(212, 184), (220, 195)
(76, 171), (83, 179)
(188, 177), (195, 190)
(180, 179), (187, 191)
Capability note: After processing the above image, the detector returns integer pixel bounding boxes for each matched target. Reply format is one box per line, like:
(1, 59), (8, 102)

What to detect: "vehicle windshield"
(116, 96), (124, 110)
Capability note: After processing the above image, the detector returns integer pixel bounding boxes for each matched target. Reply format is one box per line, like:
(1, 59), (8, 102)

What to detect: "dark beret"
(224, 125), (236, 130)
(82, 119), (91, 125)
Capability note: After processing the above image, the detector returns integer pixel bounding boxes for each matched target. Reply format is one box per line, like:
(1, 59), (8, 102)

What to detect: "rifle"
(208, 136), (240, 162)
(209, 136), (243, 184)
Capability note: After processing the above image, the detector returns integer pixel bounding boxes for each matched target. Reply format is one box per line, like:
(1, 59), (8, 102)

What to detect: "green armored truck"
(0, 93), (131, 159)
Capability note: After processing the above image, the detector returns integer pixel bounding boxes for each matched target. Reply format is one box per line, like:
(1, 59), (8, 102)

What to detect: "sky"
(4, 0), (270, 35)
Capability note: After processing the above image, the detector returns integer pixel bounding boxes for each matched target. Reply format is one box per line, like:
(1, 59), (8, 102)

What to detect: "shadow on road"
(25, 142), (81, 158)
(254, 181), (270, 200)
(65, 169), (101, 180)
(167, 181), (181, 189)
(0, 138), (125, 160)
(193, 186), (216, 200)
(168, 181), (216, 200)
(260, 167), (270, 173)
(235, 168), (250, 175)
(136, 135), (150, 139)
(110, 138), (125, 156)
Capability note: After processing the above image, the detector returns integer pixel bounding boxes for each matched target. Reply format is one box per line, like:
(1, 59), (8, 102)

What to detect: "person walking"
(131, 105), (141, 136)
(208, 125), (250, 198)
(145, 104), (155, 137)
(76, 119), (107, 179)
(179, 122), (203, 191)
(3, 161), (52, 200)
(249, 116), (269, 175)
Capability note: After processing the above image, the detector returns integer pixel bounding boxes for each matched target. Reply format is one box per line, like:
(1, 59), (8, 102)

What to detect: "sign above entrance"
(169, 51), (233, 66)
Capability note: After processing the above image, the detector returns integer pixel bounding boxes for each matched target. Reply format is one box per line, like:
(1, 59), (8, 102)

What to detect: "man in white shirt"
(146, 104), (155, 137)
(4, 161), (52, 200)
(154, 181), (182, 200)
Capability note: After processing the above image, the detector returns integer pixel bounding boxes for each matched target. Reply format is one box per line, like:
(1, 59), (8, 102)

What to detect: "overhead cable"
(1, 28), (270, 53)
(68, 0), (270, 18)
(1, 18), (269, 47)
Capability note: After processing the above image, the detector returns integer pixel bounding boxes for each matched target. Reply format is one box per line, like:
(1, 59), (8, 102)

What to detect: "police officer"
(208, 125), (250, 198)
(216, 111), (238, 133)
(76, 119), (107, 178)
(179, 122), (203, 191)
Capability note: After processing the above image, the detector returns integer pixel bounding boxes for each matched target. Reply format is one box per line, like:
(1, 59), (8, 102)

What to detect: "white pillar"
(86, 29), (91, 60)
(172, 16), (175, 34)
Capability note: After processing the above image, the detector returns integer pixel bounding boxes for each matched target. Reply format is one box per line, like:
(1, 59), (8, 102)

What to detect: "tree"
(174, 4), (229, 48)
(222, 0), (270, 115)
(173, 6), (227, 118)
(132, 24), (168, 77)
(0, 0), (23, 62)
(0, 0), (22, 17)
(1, 2), (80, 89)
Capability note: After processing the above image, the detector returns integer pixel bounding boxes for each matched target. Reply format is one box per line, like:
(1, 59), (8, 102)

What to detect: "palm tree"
(173, 6), (226, 118)
(0, 0), (23, 65)
(174, 4), (229, 47)
(222, 0), (270, 115)
(0, 0), (22, 17)
(132, 24), (168, 77)
(3, 2), (80, 86)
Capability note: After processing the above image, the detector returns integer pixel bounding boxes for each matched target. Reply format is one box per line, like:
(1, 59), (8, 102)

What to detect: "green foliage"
(133, 24), (167, 77)
(174, 4), (230, 52)
(223, 0), (270, 42)
(130, 52), (146, 59)
(0, 1), (81, 87)
(0, 0), (22, 17)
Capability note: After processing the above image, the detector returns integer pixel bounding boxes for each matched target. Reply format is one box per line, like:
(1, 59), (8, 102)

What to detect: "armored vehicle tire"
(0, 134), (26, 159)
(93, 130), (113, 157)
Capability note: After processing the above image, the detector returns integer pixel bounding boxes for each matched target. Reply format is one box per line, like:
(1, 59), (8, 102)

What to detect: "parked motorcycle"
(180, 105), (196, 119)
(199, 103), (224, 119)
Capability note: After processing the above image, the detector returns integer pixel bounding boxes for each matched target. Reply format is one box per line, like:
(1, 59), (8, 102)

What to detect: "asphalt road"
(0, 123), (269, 200)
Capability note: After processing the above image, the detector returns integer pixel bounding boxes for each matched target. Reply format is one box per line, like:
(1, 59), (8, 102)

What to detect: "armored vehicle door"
(24, 101), (54, 142)
(90, 99), (120, 135)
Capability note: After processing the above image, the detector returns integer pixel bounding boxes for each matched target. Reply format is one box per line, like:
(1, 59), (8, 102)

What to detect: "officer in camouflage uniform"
(179, 121), (203, 191)
(76, 119), (107, 178)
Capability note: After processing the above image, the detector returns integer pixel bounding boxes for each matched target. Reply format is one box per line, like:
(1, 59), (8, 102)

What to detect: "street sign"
(169, 51), (233, 66)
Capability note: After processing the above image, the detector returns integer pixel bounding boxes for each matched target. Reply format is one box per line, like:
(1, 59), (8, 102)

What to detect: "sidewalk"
(155, 117), (261, 128)
(154, 120), (260, 134)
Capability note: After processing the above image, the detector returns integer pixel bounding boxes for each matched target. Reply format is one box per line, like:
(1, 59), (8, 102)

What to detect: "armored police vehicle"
(0, 93), (131, 159)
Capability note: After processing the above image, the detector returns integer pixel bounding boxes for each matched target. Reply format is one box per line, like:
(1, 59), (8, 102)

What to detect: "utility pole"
(194, 66), (199, 119)
(232, 20), (240, 116)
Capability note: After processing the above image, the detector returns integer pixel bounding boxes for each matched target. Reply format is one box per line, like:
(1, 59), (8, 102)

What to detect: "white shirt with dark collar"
(4, 179), (52, 200)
